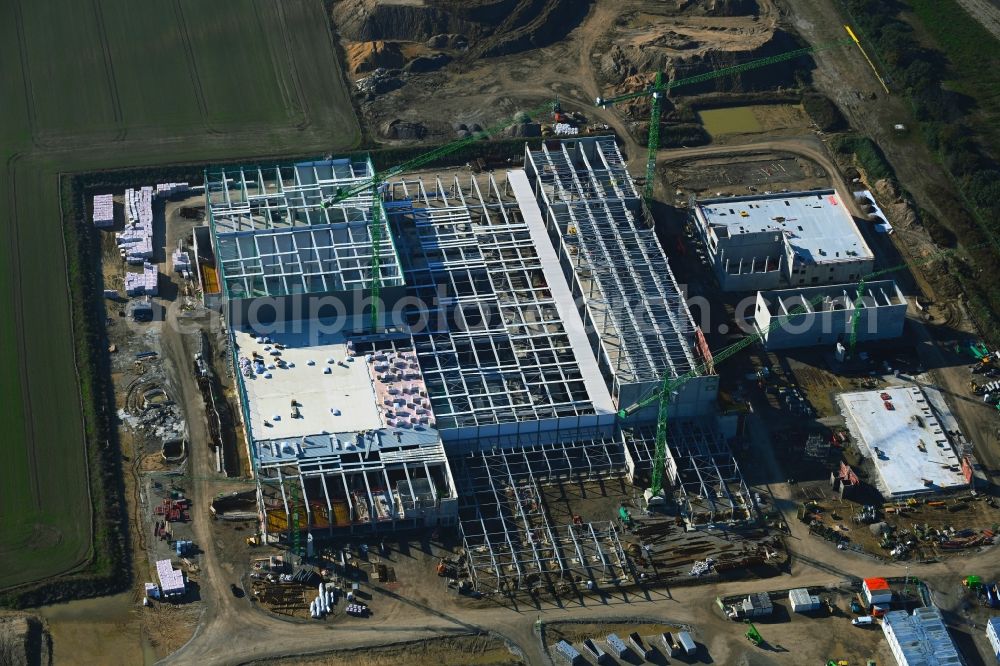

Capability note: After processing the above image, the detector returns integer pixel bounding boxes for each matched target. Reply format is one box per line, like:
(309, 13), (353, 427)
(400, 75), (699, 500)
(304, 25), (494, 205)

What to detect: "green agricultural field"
(0, 0), (359, 594)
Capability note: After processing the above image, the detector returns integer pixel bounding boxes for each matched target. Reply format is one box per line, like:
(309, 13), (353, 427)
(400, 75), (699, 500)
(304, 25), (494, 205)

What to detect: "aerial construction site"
(5, 1), (1000, 665)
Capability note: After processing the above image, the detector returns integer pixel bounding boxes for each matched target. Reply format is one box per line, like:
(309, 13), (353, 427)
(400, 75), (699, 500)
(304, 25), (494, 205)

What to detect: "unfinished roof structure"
(692, 189), (875, 292)
(753, 279), (906, 350)
(623, 420), (754, 526)
(205, 158), (403, 317)
(523, 137), (718, 419)
(209, 139), (749, 558)
(383, 169), (616, 445)
(454, 439), (630, 595)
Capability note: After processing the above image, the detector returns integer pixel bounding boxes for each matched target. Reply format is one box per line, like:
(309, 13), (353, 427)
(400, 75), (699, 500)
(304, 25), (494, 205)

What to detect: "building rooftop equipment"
(205, 158), (404, 301)
(882, 606), (962, 666)
(696, 189), (873, 268)
(840, 386), (968, 498)
(523, 137), (717, 419)
(233, 324), (384, 440)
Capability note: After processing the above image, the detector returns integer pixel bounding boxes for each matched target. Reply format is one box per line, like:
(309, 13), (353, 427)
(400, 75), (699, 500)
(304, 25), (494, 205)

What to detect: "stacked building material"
(92, 194), (114, 228)
(117, 187), (154, 264)
(155, 182), (189, 198)
(155, 559), (185, 597)
(124, 263), (158, 296)
(172, 247), (192, 277)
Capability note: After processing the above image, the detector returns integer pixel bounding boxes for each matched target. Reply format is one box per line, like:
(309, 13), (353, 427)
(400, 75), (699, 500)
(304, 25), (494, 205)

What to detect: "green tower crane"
(595, 37), (853, 207)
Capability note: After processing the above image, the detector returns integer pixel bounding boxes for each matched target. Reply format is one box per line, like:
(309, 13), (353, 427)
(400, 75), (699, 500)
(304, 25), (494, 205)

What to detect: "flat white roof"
(839, 385), (966, 497)
(697, 189), (873, 265)
(234, 323), (382, 441)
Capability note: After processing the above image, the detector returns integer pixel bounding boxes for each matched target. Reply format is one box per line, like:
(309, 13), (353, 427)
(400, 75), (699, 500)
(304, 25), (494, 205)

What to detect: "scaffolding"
(524, 138), (708, 416)
(455, 437), (630, 596)
(205, 159), (403, 299)
(383, 172), (600, 435)
(623, 420), (755, 526)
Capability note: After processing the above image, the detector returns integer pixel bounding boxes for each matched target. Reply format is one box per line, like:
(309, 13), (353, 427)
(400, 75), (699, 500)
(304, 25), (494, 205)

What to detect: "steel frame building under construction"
(204, 138), (756, 594)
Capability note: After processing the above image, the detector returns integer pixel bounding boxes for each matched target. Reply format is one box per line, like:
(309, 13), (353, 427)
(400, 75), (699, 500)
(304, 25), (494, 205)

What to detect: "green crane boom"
(368, 192), (383, 333)
(644, 71), (664, 202)
(848, 276), (866, 358)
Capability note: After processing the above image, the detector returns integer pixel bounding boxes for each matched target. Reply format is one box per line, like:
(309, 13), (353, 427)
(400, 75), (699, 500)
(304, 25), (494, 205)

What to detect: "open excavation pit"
(332, 0), (806, 143)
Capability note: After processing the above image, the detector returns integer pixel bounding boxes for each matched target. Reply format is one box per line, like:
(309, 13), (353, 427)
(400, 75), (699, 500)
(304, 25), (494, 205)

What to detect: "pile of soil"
(600, 27), (807, 96)
(346, 40), (406, 73)
(332, 0), (592, 59)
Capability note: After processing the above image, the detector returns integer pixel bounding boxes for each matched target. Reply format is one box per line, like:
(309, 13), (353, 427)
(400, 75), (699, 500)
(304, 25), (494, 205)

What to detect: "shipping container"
(661, 632), (681, 657)
(606, 634), (628, 659)
(628, 632), (653, 660)
(554, 640), (583, 665)
(677, 631), (697, 656)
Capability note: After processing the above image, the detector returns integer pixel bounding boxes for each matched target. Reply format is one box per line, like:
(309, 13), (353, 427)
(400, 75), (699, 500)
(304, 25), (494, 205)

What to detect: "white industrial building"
(753, 280), (906, 350)
(840, 386), (968, 498)
(881, 606), (962, 666)
(692, 189), (874, 292)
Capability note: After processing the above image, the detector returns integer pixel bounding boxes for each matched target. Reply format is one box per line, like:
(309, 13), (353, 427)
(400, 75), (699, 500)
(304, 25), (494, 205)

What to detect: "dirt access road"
(955, 0), (1000, 42)
(659, 134), (867, 219)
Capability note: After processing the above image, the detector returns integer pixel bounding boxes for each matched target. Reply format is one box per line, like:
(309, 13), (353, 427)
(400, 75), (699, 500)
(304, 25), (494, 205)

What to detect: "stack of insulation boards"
(93, 194), (114, 228)
(124, 262), (158, 296)
(155, 182), (189, 198)
(118, 187), (154, 264)
(155, 559), (185, 597)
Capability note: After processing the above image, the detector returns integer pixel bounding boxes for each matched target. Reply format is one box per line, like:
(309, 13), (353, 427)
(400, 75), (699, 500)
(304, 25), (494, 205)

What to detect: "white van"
(852, 615), (875, 626)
